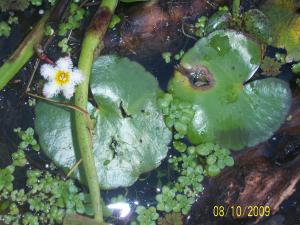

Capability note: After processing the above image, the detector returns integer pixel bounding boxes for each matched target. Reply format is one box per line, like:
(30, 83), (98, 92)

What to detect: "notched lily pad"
(169, 30), (291, 150)
(35, 55), (171, 189)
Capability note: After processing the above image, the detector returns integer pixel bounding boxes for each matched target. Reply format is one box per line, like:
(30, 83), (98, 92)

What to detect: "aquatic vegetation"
(35, 55), (171, 189)
(31, 0), (43, 6)
(0, 0), (30, 11)
(58, 2), (85, 36)
(168, 30), (291, 149)
(45, 25), (54, 36)
(260, 56), (282, 77)
(243, 9), (271, 44)
(58, 38), (71, 53)
(194, 16), (207, 37)
(261, 0), (300, 61)
(157, 212), (183, 225)
(40, 57), (84, 99)
(0, 147), (90, 225)
(14, 127), (40, 152)
(174, 50), (185, 61)
(199, 3), (270, 44)
(0, 21), (11, 38)
(162, 52), (172, 64)
(109, 15), (121, 29)
(0, 0), (297, 224)
(73, 2), (118, 222)
(292, 63), (300, 74)
(0, 1), (68, 91)
(132, 206), (159, 225)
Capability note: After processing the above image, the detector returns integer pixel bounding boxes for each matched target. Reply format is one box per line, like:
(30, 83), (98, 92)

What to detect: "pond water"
(0, 1), (300, 225)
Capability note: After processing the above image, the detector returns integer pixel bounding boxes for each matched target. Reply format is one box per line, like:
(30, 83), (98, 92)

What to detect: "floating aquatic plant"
(168, 30), (291, 150)
(261, 0), (300, 61)
(40, 57), (84, 99)
(35, 55), (171, 189)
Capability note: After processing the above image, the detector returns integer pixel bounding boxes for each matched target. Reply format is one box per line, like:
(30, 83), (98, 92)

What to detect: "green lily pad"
(261, 0), (300, 61)
(168, 30), (291, 150)
(243, 9), (271, 44)
(35, 55), (171, 189)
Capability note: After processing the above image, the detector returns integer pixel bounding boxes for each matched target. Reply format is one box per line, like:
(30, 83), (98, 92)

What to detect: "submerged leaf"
(35, 56), (171, 189)
(261, 0), (300, 61)
(168, 30), (291, 150)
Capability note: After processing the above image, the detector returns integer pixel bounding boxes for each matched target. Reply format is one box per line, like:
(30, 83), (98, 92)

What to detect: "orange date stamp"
(212, 205), (271, 218)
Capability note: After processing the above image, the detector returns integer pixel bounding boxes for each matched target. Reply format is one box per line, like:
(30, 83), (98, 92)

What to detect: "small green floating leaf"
(261, 0), (300, 61)
(35, 55), (171, 189)
(169, 30), (291, 150)
(243, 9), (271, 44)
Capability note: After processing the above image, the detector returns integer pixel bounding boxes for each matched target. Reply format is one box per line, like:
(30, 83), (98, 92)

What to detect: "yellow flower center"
(55, 70), (70, 86)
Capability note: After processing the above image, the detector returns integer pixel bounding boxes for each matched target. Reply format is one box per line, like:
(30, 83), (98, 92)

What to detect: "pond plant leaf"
(261, 0), (300, 61)
(242, 9), (271, 44)
(35, 55), (171, 189)
(168, 30), (291, 150)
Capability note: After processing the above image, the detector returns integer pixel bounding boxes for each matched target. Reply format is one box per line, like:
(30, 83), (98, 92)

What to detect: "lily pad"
(35, 55), (171, 189)
(168, 30), (291, 150)
(261, 0), (300, 61)
(243, 9), (271, 44)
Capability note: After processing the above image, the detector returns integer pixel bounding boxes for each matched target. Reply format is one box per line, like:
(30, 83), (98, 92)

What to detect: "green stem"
(0, 13), (49, 90)
(0, 0), (70, 91)
(74, 0), (118, 223)
(232, 0), (241, 19)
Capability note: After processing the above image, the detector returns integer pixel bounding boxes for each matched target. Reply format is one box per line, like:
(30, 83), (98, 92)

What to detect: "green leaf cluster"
(158, 93), (194, 140)
(157, 212), (183, 225)
(14, 127), (40, 151)
(30, 0), (42, 6)
(58, 38), (71, 53)
(196, 143), (234, 176)
(0, 16), (18, 38)
(131, 206), (159, 225)
(58, 2), (85, 36)
(0, 130), (91, 225)
(192, 4), (271, 44)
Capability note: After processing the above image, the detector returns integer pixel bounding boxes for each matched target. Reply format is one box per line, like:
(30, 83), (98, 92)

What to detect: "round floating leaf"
(35, 55), (171, 189)
(261, 0), (300, 61)
(205, 11), (231, 34)
(243, 9), (271, 44)
(169, 30), (291, 150)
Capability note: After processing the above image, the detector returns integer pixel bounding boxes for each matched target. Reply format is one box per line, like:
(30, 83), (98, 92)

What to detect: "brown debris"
(188, 93), (300, 225)
(103, 0), (232, 56)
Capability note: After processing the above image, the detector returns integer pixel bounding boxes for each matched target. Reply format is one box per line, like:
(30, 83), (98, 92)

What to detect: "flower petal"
(70, 69), (84, 85)
(43, 82), (60, 99)
(56, 57), (73, 71)
(62, 84), (75, 99)
(40, 64), (57, 80)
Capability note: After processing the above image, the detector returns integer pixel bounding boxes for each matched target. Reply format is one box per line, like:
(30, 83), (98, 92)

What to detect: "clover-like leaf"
(35, 55), (171, 189)
(168, 30), (291, 150)
(261, 0), (300, 61)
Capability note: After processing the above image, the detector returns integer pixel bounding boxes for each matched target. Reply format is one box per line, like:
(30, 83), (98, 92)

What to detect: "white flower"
(40, 57), (84, 99)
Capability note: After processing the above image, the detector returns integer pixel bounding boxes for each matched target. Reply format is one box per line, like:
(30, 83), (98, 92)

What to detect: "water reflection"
(107, 202), (131, 218)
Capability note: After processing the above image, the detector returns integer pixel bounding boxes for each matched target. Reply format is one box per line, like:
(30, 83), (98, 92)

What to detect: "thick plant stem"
(0, 13), (49, 90)
(74, 0), (118, 223)
(232, 0), (241, 19)
(0, 0), (70, 91)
